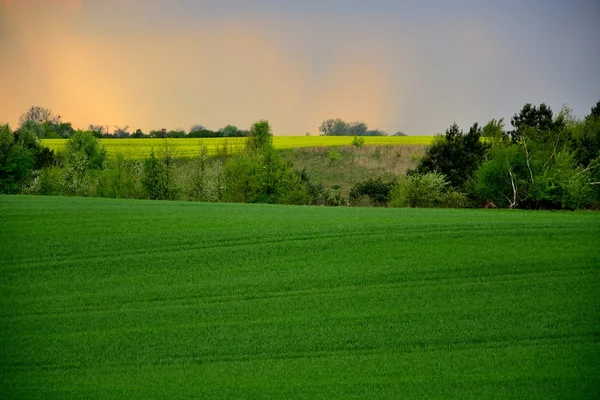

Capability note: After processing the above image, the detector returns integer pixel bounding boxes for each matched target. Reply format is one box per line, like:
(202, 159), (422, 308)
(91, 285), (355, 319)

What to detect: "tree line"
(1, 101), (598, 209)
(14, 106), (399, 139)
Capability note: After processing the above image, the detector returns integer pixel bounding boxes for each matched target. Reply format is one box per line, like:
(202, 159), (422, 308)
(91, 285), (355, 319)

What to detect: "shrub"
(0, 124), (35, 194)
(96, 154), (144, 199)
(142, 150), (176, 200)
(29, 166), (64, 195)
(352, 136), (365, 148)
(180, 146), (225, 202)
(349, 178), (395, 206)
(327, 149), (342, 164)
(389, 172), (450, 208)
(246, 120), (273, 153)
(66, 131), (106, 170)
(411, 123), (490, 190)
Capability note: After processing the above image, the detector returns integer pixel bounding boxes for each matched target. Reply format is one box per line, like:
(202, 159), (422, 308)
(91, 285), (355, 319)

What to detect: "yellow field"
(41, 136), (433, 158)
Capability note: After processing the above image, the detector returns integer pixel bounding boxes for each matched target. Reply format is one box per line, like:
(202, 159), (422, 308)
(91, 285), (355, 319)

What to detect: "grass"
(41, 136), (434, 159)
(282, 145), (428, 197)
(1, 195), (599, 399)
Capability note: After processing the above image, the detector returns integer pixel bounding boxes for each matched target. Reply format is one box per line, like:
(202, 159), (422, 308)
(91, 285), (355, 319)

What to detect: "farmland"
(41, 136), (434, 158)
(1, 195), (599, 399)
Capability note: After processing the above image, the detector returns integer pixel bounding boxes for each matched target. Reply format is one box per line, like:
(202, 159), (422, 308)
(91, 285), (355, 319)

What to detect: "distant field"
(1, 195), (599, 399)
(41, 136), (434, 158)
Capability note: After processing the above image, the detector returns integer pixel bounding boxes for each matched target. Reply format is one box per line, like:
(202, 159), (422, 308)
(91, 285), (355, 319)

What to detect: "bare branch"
(522, 137), (535, 185)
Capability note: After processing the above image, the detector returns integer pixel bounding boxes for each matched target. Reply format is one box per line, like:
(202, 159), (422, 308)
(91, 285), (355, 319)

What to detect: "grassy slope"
(1, 196), (599, 399)
(281, 145), (428, 197)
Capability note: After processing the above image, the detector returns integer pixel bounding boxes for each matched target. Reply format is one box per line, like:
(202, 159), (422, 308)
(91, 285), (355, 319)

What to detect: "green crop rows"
(1, 195), (599, 399)
(41, 136), (434, 158)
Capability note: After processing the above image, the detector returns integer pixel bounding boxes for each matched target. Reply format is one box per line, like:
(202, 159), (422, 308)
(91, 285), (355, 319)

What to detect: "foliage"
(142, 147), (176, 200)
(223, 149), (305, 204)
(18, 106), (60, 127)
(65, 131), (107, 170)
(319, 118), (387, 136)
(190, 124), (206, 133)
(88, 125), (106, 137)
(131, 129), (146, 138)
(180, 145), (225, 202)
(389, 171), (465, 208)
(476, 145), (529, 208)
(28, 166), (64, 195)
(349, 178), (394, 206)
(246, 120), (273, 153)
(0, 124), (35, 194)
(412, 122), (490, 191)
(166, 129), (186, 138)
(327, 148), (342, 163)
(352, 136), (365, 148)
(219, 125), (242, 137)
(509, 103), (565, 143)
(223, 121), (307, 204)
(95, 154), (144, 199)
(481, 118), (508, 145)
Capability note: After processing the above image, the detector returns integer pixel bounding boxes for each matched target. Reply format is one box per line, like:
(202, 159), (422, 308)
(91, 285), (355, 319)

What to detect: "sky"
(0, 0), (599, 135)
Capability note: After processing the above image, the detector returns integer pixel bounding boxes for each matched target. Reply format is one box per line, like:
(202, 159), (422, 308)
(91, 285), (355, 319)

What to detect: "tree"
(476, 145), (529, 208)
(220, 125), (240, 137)
(167, 129), (186, 138)
(0, 124), (35, 194)
(393, 131), (408, 136)
(18, 106), (60, 127)
(319, 118), (348, 136)
(389, 172), (466, 208)
(475, 102), (598, 209)
(481, 118), (506, 140)
(65, 131), (106, 170)
(131, 129), (145, 138)
(349, 178), (395, 206)
(509, 103), (564, 143)
(349, 122), (368, 136)
(319, 118), (386, 136)
(88, 125), (106, 138)
(142, 150), (169, 200)
(190, 124), (206, 133)
(587, 100), (600, 121)
(113, 126), (130, 138)
(224, 120), (306, 204)
(412, 122), (490, 191)
(246, 120), (273, 153)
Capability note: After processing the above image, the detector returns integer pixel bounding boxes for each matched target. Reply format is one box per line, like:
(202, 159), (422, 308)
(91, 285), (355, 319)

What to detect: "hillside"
(281, 145), (428, 197)
(1, 196), (599, 399)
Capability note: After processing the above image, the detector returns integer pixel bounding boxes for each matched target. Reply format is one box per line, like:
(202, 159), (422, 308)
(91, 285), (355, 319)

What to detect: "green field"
(41, 136), (434, 158)
(1, 196), (599, 399)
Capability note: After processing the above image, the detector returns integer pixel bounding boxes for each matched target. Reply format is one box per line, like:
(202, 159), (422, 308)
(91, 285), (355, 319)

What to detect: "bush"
(96, 154), (144, 199)
(389, 172), (452, 208)
(412, 123), (490, 191)
(440, 190), (469, 208)
(0, 124), (35, 194)
(327, 149), (342, 164)
(142, 150), (176, 200)
(179, 146), (225, 202)
(29, 166), (64, 195)
(349, 178), (394, 206)
(66, 131), (106, 170)
(352, 136), (365, 148)
(246, 120), (273, 153)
